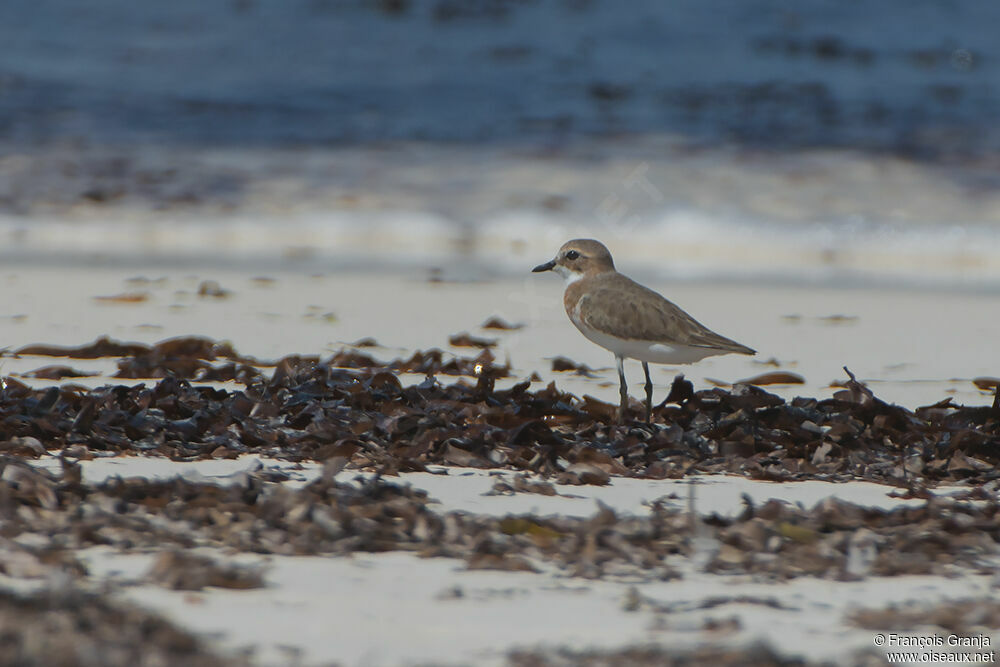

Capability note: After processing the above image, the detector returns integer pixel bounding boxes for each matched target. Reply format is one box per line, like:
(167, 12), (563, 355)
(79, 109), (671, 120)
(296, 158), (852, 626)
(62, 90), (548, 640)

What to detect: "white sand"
(29, 456), (933, 518)
(73, 546), (997, 667)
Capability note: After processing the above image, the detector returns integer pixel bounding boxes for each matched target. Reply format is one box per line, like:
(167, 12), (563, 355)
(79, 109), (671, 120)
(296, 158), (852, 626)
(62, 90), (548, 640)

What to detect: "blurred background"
(3, 0), (1000, 289)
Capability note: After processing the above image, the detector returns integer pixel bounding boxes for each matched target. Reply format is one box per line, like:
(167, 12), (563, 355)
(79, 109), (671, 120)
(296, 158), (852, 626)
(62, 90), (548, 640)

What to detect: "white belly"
(572, 320), (724, 364)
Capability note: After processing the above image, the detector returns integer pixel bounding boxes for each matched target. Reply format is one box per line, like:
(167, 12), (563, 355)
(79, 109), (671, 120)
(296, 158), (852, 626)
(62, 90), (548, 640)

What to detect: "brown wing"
(572, 273), (755, 354)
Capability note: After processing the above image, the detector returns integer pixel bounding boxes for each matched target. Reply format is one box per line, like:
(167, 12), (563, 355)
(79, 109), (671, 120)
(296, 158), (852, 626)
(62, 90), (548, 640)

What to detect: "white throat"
(554, 264), (583, 285)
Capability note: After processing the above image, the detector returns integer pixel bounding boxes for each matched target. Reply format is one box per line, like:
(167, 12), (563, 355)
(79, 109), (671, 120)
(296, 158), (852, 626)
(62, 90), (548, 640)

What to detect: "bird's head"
(532, 239), (615, 283)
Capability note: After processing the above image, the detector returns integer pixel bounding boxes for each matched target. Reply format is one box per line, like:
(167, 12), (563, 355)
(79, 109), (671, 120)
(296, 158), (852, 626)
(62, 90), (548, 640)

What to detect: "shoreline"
(2, 265), (998, 409)
(4, 138), (1000, 292)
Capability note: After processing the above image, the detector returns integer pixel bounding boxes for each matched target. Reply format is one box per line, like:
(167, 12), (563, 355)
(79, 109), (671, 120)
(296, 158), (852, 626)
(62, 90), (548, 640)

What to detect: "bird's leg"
(642, 361), (653, 424)
(616, 355), (628, 424)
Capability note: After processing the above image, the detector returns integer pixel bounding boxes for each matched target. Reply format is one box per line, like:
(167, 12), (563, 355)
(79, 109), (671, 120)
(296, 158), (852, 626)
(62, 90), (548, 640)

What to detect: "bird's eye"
(565, 250), (580, 260)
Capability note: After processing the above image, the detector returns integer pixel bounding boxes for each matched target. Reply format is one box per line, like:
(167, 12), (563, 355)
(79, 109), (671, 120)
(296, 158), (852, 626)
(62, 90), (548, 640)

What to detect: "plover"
(532, 239), (755, 423)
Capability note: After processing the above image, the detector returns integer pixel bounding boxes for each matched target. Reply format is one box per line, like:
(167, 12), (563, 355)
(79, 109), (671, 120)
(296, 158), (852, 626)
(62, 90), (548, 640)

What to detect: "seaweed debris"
(2, 455), (997, 582)
(1, 339), (998, 488)
(0, 585), (242, 667)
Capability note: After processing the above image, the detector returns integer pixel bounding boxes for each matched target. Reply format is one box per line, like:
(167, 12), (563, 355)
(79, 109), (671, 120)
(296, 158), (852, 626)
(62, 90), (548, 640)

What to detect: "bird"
(532, 239), (755, 423)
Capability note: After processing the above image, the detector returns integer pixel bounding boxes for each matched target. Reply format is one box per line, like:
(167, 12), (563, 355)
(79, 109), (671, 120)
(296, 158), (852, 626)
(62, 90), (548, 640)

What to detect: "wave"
(4, 206), (1000, 291)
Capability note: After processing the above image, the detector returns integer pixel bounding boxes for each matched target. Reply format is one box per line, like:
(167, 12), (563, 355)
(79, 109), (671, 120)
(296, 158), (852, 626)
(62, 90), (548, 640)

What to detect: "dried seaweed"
(0, 586), (241, 666)
(2, 456), (997, 583)
(508, 642), (815, 667)
(1, 343), (999, 490)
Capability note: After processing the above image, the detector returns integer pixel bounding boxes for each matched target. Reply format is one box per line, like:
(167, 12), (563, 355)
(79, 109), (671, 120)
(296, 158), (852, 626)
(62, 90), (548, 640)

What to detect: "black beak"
(532, 259), (556, 273)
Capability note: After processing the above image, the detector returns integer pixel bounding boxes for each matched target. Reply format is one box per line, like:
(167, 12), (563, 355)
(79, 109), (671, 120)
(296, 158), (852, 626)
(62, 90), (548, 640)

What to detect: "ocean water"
(2, 0), (1000, 289)
(3, 0), (997, 150)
